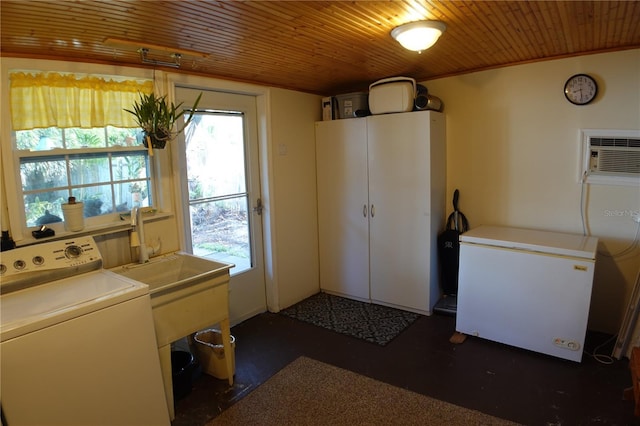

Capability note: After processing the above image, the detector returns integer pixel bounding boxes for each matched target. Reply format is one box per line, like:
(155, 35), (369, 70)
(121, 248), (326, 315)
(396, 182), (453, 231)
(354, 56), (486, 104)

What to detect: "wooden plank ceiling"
(2, 1), (639, 95)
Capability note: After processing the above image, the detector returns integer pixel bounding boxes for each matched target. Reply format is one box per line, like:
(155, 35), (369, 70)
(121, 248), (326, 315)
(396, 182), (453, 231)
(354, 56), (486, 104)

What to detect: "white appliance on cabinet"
(456, 225), (598, 362)
(315, 110), (446, 314)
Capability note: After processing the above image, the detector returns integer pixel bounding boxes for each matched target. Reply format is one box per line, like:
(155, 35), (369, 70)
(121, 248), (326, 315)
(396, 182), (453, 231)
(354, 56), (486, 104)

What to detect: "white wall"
(268, 88), (321, 310)
(425, 49), (640, 333)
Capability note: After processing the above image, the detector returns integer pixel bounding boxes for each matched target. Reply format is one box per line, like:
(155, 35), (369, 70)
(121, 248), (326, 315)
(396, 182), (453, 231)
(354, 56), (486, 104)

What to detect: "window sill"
(16, 212), (174, 248)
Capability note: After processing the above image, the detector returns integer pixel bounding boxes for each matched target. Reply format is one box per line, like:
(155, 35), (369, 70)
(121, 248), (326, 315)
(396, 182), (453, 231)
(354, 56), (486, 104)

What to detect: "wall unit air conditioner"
(581, 129), (640, 186)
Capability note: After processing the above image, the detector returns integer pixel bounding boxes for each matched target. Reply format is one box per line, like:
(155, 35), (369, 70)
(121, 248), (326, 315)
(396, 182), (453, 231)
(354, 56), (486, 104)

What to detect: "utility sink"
(109, 252), (234, 347)
(110, 252), (230, 294)
(109, 252), (231, 293)
(109, 252), (234, 420)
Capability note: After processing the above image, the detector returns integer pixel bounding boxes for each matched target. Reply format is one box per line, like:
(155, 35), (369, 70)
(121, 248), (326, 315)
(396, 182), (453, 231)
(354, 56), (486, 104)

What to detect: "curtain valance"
(10, 72), (153, 130)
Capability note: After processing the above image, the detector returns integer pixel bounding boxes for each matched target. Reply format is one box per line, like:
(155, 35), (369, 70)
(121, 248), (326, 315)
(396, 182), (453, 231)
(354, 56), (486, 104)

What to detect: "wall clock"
(564, 74), (598, 105)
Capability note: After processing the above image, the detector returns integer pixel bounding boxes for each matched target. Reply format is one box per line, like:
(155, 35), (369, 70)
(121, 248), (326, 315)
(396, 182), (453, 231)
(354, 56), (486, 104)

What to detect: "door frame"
(166, 73), (280, 322)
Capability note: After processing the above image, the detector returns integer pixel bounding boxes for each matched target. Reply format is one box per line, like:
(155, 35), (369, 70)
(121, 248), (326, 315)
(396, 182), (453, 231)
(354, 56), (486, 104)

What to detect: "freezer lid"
(459, 225), (598, 259)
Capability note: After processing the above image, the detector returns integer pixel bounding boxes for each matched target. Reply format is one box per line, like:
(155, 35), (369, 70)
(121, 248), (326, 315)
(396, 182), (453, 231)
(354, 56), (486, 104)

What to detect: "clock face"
(564, 74), (598, 105)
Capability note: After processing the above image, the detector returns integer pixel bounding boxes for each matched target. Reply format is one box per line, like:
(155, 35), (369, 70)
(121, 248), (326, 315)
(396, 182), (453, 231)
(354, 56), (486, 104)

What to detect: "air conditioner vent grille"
(590, 137), (640, 148)
(596, 150), (640, 174)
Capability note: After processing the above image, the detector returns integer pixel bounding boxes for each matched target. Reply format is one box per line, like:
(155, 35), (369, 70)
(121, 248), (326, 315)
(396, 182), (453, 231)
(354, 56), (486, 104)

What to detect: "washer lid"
(459, 225), (598, 259)
(1, 270), (149, 342)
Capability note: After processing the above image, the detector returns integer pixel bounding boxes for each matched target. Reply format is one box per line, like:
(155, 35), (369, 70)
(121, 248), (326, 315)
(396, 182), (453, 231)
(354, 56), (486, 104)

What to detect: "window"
(16, 126), (152, 227)
(6, 70), (155, 238)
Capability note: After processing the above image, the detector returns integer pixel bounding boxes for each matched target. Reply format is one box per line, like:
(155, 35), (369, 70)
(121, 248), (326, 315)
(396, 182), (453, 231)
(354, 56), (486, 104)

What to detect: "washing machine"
(0, 236), (170, 425)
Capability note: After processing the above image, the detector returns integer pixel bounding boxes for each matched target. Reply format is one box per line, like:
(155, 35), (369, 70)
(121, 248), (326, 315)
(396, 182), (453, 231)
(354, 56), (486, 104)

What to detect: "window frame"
(15, 139), (156, 229)
(1, 58), (173, 244)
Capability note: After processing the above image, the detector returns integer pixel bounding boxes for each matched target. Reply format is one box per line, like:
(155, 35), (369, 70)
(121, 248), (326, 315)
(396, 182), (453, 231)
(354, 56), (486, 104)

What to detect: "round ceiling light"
(391, 20), (447, 52)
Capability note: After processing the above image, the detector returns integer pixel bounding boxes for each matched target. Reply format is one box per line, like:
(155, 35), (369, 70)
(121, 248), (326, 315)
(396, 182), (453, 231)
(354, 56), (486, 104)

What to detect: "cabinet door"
(315, 119), (369, 300)
(367, 112), (435, 312)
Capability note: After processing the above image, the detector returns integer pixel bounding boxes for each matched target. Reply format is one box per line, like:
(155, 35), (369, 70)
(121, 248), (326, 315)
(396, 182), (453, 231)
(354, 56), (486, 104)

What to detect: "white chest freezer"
(455, 225), (598, 362)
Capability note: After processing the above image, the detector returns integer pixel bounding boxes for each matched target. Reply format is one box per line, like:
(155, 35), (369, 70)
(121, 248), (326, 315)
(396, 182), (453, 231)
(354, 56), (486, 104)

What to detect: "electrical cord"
(578, 173), (640, 366)
(599, 222), (640, 258)
(580, 172), (640, 258)
(581, 171), (589, 236)
(584, 333), (617, 365)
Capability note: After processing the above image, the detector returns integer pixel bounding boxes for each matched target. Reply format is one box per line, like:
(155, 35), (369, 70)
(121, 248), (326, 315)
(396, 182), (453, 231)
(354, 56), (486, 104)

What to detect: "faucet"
(130, 207), (149, 263)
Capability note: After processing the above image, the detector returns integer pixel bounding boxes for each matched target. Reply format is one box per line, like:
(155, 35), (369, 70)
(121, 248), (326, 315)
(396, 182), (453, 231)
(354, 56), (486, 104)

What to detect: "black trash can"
(171, 351), (197, 401)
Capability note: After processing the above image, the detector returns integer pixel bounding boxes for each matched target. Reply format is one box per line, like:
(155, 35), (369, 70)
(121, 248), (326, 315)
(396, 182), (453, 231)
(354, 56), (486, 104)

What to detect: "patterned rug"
(279, 292), (421, 345)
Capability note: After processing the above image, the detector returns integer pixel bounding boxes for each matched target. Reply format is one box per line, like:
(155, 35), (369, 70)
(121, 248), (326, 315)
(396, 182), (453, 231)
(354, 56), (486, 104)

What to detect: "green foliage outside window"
(16, 126), (152, 227)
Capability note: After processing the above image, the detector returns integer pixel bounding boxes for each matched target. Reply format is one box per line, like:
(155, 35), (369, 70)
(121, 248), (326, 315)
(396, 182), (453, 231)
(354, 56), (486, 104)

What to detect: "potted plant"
(125, 92), (202, 149)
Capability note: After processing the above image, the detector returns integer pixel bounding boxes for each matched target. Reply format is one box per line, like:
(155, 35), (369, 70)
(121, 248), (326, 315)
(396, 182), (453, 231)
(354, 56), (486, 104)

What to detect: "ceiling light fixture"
(391, 20), (447, 52)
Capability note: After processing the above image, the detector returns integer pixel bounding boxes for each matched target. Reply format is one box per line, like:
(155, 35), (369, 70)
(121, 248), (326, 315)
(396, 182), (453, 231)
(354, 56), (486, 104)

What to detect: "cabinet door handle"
(370, 204), (375, 218)
(363, 204), (367, 217)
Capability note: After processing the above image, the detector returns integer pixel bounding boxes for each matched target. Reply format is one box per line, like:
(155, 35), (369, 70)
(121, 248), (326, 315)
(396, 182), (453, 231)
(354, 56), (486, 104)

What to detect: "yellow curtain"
(9, 72), (153, 131)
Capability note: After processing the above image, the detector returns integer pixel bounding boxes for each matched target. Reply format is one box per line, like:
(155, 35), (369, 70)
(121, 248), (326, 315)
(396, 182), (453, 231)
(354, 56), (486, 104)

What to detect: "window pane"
(65, 128), (106, 149)
(69, 154), (111, 186)
(15, 127), (152, 230)
(25, 189), (67, 227)
(20, 157), (67, 190)
(74, 184), (112, 217)
(190, 197), (250, 273)
(187, 113), (246, 200)
(112, 153), (148, 181)
(15, 128), (63, 151)
(114, 180), (150, 211)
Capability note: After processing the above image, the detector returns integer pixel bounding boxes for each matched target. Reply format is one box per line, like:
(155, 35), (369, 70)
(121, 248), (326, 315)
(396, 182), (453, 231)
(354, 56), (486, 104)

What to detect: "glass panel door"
(175, 86), (266, 322)
(185, 112), (252, 273)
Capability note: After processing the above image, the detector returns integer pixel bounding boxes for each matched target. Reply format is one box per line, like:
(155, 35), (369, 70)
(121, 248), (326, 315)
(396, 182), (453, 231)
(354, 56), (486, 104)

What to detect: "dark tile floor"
(172, 311), (637, 425)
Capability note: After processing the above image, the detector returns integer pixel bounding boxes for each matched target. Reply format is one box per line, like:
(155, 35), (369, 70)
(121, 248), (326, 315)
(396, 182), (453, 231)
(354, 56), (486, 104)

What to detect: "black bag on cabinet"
(437, 189), (469, 296)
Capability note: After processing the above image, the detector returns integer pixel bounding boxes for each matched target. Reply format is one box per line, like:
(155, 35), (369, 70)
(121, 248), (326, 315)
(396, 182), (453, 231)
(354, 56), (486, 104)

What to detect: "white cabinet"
(315, 118), (370, 301)
(315, 111), (446, 314)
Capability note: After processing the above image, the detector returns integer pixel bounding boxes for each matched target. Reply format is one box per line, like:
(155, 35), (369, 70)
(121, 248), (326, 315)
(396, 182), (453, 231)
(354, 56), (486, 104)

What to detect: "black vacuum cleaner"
(434, 189), (469, 316)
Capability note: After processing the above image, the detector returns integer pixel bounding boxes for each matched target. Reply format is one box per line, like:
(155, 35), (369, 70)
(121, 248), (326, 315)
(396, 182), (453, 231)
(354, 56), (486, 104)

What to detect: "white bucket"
(61, 202), (85, 232)
(194, 329), (236, 380)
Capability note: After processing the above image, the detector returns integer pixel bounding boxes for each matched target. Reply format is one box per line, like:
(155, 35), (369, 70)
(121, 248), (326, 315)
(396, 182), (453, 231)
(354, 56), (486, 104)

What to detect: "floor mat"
(207, 356), (521, 425)
(279, 292), (421, 345)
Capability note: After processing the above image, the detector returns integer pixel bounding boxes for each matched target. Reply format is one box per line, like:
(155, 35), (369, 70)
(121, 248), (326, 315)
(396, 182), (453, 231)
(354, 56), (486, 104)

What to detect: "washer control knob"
(33, 255), (45, 266)
(64, 245), (83, 259)
(0, 264), (6, 274)
(13, 259), (26, 270)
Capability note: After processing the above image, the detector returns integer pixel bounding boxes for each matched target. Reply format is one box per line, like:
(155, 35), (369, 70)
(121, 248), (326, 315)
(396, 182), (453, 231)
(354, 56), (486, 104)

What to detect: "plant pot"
(143, 133), (168, 149)
(61, 202), (85, 232)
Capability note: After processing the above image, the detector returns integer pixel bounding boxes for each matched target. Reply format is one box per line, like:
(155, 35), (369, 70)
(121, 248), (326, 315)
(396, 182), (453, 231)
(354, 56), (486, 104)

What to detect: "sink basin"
(109, 252), (233, 296)
(108, 252), (234, 346)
